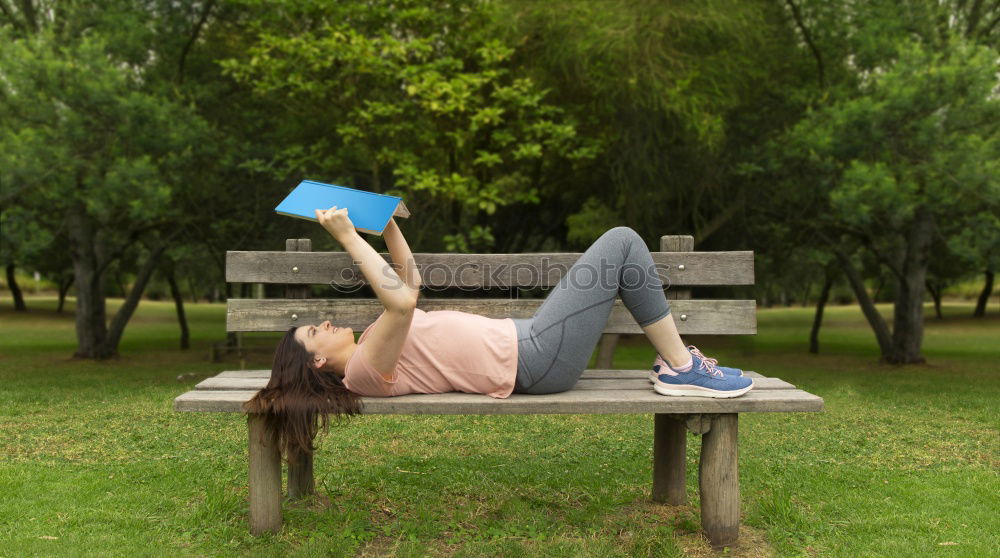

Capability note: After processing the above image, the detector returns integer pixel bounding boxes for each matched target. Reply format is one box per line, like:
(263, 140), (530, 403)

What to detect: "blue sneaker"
(686, 346), (744, 377)
(652, 353), (753, 398)
(648, 347), (744, 383)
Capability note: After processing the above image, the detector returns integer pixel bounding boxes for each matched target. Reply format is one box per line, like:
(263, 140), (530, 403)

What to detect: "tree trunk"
(57, 273), (74, 313)
(973, 269), (993, 318)
(67, 206), (113, 358)
(835, 249), (894, 358)
(926, 280), (942, 320)
(102, 241), (170, 355)
(809, 268), (835, 354)
(186, 274), (198, 303)
(163, 257), (190, 349)
(887, 208), (934, 364)
(872, 273), (886, 302)
(115, 270), (127, 298)
(6, 264), (27, 311)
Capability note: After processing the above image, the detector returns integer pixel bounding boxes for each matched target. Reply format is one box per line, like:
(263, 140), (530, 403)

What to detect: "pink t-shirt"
(343, 308), (518, 399)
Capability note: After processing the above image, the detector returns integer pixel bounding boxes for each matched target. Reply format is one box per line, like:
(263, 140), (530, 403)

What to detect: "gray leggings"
(512, 226), (671, 394)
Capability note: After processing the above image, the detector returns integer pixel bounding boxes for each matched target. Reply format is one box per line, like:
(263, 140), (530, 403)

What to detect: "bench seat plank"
(227, 298), (757, 335)
(195, 374), (796, 392)
(175, 387), (823, 414)
(213, 369), (768, 380)
(226, 251), (755, 287)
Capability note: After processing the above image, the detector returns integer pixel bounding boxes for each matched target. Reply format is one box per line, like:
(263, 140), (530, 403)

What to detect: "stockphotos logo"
(327, 257), (672, 294)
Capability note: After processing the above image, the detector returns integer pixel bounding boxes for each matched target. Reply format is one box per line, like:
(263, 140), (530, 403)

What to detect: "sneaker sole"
(652, 379), (754, 398)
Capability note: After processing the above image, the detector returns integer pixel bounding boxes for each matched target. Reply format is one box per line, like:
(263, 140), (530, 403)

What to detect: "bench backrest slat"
(226, 298), (756, 335)
(226, 250), (754, 287)
(227, 235), (755, 337)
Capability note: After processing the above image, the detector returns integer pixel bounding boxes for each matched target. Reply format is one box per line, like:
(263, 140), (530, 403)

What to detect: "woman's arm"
(383, 218), (422, 295)
(315, 206), (415, 378)
(316, 207), (417, 311)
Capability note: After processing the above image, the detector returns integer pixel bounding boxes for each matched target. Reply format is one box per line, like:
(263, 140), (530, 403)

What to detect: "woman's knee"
(601, 226), (645, 252)
(603, 226), (641, 242)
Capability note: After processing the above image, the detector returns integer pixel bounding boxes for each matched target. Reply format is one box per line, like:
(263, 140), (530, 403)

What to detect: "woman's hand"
(315, 206), (356, 241)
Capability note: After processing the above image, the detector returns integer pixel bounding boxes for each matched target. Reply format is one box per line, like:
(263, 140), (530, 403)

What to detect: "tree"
(751, 0), (1000, 363)
(221, 0), (599, 252)
(948, 210), (1000, 317)
(0, 205), (51, 311)
(497, 0), (791, 247)
(779, 39), (1000, 363)
(0, 3), (212, 358)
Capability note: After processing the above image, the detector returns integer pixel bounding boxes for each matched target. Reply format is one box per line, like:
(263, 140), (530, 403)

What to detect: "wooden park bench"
(174, 235), (824, 549)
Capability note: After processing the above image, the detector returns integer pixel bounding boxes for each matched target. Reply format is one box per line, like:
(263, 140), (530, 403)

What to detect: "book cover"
(275, 180), (410, 235)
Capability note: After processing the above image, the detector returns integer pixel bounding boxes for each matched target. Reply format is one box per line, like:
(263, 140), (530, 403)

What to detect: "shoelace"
(687, 345), (717, 366)
(654, 345), (725, 377)
(688, 346), (724, 378)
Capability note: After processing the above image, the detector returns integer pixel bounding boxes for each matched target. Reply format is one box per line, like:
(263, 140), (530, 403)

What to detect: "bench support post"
(287, 451), (314, 499)
(652, 414), (686, 504)
(699, 413), (739, 549)
(248, 413), (282, 535)
(284, 238), (316, 500)
(652, 236), (696, 507)
(595, 333), (619, 368)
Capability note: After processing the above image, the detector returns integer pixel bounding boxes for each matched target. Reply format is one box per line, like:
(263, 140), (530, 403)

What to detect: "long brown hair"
(244, 327), (363, 461)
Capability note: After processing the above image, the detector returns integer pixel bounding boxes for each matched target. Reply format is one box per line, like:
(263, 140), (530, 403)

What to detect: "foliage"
(0, 33), (205, 226)
(757, 0), (1000, 362)
(497, 0), (790, 244)
(2, 0), (998, 362)
(0, 2), (215, 357)
(222, 0), (599, 251)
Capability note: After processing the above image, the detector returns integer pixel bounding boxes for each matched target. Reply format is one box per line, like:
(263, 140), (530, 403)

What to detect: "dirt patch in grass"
(616, 501), (776, 557)
(356, 534), (404, 557)
(675, 524), (775, 558)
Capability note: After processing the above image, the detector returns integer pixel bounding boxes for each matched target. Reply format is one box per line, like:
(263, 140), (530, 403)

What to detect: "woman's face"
(293, 320), (354, 370)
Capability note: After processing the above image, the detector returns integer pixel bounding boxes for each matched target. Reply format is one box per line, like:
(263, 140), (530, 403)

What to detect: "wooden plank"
(195, 374), (797, 392)
(284, 238), (311, 300)
(594, 333), (619, 368)
(660, 235), (695, 301)
(700, 414), (740, 549)
(581, 369), (777, 382)
(217, 370), (271, 378)
(174, 388), (824, 414)
(583, 370), (768, 380)
(226, 251), (755, 287)
(226, 298), (757, 335)
(284, 238), (314, 500)
(652, 414), (686, 505)
(247, 414), (282, 535)
(217, 369), (765, 380)
(287, 451), (314, 500)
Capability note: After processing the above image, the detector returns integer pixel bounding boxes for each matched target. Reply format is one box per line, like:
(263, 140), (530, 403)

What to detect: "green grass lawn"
(1, 297), (997, 557)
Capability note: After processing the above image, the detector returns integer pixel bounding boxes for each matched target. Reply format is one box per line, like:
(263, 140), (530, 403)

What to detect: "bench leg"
(287, 450), (315, 499)
(699, 413), (739, 549)
(248, 413), (282, 535)
(652, 414), (686, 505)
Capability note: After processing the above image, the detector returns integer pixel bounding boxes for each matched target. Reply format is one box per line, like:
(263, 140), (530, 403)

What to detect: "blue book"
(275, 180), (410, 235)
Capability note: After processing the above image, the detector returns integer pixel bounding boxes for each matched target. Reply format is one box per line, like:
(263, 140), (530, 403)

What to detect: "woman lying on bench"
(247, 206), (753, 452)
